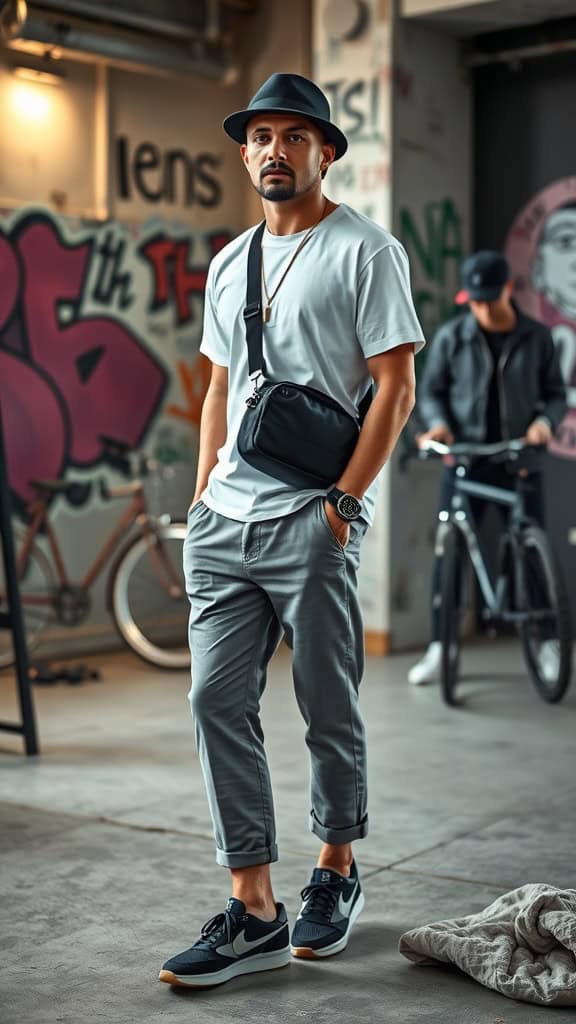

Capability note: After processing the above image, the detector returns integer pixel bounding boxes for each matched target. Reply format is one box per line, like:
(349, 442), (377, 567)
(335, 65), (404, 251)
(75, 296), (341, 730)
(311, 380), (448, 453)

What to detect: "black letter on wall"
(195, 153), (222, 208)
(133, 142), (162, 202)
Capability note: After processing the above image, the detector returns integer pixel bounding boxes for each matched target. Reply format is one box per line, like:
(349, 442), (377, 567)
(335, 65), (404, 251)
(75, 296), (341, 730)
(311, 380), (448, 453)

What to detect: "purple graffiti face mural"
(506, 178), (576, 461)
(0, 213), (167, 506)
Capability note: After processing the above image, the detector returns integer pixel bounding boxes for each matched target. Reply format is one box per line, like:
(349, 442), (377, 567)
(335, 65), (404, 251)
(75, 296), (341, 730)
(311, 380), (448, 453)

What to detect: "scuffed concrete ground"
(1, 641), (575, 1023)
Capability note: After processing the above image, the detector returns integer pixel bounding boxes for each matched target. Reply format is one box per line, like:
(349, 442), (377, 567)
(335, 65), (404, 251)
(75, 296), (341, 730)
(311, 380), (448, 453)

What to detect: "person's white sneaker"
(537, 639), (560, 683)
(408, 642), (442, 686)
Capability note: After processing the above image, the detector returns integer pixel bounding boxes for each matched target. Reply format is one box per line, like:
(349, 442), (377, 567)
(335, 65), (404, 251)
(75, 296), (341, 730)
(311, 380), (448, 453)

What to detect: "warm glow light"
(10, 81), (51, 120)
(12, 66), (63, 86)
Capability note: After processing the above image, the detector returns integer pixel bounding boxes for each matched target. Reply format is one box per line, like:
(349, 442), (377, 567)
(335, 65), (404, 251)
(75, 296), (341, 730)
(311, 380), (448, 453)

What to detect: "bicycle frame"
(438, 470), (527, 621)
(15, 485), (180, 607)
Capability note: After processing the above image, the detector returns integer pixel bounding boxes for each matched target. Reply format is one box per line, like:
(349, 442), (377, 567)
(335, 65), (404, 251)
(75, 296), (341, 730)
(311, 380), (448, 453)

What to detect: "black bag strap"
(243, 221), (267, 378)
(242, 218), (373, 422)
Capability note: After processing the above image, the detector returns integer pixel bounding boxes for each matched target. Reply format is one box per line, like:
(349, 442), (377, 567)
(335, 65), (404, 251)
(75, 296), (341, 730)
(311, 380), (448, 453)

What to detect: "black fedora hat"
(223, 73), (348, 160)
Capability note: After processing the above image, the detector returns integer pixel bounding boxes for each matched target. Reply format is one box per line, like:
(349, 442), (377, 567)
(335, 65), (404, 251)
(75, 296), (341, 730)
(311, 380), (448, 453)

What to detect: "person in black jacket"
(409, 250), (567, 686)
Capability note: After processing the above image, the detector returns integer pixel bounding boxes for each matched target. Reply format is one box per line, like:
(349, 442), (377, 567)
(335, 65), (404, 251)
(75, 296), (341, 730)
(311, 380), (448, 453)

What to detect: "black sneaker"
(290, 861), (364, 959)
(159, 898), (290, 988)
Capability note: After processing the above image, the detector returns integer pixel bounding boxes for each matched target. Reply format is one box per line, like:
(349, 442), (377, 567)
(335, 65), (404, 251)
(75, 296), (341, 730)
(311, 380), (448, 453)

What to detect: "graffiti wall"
(505, 177), (576, 462)
(398, 197), (464, 347)
(313, 0), (393, 647)
(0, 206), (232, 651)
(389, 20), (472, 649)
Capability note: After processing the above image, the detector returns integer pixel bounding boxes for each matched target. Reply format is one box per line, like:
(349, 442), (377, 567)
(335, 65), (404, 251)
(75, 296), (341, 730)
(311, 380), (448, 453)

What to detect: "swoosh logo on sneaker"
(216, 924), (286, 959)
(337, 886), (357, 918)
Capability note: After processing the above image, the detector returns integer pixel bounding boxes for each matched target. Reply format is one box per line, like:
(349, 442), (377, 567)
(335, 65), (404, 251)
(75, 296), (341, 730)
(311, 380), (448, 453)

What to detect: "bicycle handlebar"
(419, 438), (529, 458)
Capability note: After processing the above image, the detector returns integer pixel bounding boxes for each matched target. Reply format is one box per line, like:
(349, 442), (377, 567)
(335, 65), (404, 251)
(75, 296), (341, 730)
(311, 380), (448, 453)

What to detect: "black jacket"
(418, 306), (567, 441)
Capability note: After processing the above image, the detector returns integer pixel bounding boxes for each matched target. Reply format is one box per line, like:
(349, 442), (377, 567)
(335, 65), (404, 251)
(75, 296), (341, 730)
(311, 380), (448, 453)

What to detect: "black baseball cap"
(455, 250), (510, 304)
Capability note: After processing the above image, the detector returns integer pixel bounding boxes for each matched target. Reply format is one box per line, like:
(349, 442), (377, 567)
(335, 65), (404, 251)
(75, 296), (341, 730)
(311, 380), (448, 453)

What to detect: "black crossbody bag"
(236, 222), (372, 490)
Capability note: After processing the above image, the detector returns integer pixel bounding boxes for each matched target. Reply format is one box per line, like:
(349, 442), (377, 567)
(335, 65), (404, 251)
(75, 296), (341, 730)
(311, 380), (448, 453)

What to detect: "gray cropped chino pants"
(183, 496), (368, 868)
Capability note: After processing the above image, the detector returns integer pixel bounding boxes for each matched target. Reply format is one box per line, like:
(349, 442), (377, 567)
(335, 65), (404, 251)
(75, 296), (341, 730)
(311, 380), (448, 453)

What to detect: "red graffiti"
(141, 231), (230, 325)
(0, 214), (167, 507)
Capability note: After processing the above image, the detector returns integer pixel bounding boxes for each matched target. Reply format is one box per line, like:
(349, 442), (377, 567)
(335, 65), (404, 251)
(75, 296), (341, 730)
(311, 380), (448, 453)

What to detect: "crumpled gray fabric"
(399, 884), (576, 1006)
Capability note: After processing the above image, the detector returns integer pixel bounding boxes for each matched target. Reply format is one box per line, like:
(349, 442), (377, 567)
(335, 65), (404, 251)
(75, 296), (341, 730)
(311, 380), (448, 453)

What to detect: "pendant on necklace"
(263, 305), (271, 323)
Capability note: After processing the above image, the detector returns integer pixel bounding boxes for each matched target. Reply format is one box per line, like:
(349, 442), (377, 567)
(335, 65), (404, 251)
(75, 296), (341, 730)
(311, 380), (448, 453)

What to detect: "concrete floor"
(1, 641), (576, 1024)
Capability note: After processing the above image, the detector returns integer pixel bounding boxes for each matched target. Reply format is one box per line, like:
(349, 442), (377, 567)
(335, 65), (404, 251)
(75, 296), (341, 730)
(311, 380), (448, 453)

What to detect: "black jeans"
(431, 464), (545, 640)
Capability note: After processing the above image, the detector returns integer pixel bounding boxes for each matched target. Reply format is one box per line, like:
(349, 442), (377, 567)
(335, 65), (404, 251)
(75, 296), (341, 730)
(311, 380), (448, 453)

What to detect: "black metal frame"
(0, 405), (39, 756)
(445, 467), (528, 623)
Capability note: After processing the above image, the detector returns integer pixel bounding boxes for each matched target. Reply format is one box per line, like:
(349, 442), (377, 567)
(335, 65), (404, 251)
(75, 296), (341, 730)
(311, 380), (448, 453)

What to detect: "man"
(409, 250), (566, 686)
(159, 73), (424, 988)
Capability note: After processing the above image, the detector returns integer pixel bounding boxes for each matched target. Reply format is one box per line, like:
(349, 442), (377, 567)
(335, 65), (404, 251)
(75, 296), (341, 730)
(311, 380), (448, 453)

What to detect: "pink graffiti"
(0, 353), (67, 500)
(505, 178), (576, 461)
(0, 234), (19, 327)
(0, 214), (166, 506)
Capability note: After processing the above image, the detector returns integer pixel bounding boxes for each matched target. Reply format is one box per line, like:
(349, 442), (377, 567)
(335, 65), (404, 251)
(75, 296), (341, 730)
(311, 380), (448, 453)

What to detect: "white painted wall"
(313, 0), (394, 645)
(110, 67), (247, 230)
(0, 62), (97, 215)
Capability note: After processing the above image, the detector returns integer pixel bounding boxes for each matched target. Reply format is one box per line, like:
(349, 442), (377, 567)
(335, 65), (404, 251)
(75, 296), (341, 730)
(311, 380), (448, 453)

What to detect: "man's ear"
(320, 142), (336, 178)
(240, 144), (249, 170)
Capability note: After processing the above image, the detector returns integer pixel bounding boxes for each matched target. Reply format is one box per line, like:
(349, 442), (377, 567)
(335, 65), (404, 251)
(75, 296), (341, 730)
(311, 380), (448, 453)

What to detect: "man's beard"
(256, 179), (296, 202)
(256, 164), (297, 202)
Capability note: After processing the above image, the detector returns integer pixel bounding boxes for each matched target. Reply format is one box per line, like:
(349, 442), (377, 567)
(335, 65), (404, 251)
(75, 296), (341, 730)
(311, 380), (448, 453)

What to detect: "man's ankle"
(242, 900), (277, 922)
(316, 859), (352, 878)
(317, 841), (354, 878)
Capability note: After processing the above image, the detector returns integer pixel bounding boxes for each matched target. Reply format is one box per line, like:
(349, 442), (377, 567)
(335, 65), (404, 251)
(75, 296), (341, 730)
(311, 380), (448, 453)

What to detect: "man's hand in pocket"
(324, 501), (350, 548)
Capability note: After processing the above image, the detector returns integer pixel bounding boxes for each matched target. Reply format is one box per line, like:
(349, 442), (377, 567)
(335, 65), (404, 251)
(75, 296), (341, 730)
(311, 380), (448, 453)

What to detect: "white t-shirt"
(199, 203), (425, 525)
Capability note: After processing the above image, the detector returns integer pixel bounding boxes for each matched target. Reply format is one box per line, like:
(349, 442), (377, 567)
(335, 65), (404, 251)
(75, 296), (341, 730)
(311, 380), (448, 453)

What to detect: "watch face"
(336, 494), (361, 520)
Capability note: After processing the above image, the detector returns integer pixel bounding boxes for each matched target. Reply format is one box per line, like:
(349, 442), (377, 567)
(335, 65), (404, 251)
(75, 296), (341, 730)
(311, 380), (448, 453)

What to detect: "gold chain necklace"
(261, 201), (327, 323)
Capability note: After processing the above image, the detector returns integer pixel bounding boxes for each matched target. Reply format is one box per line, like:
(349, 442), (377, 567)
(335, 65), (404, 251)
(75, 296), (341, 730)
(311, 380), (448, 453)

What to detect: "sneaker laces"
(195, 908), (243, 950)
(300, 880), (341, 919)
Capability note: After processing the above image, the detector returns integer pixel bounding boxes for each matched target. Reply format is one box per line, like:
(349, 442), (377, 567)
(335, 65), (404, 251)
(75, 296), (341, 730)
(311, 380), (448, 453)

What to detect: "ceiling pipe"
(9, 4), (241, 79)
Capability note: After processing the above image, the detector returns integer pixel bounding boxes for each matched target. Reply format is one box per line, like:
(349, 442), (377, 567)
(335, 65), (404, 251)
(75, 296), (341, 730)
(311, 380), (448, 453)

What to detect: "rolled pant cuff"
(215, 843), (278, 868)
(310, 811), (369, 845)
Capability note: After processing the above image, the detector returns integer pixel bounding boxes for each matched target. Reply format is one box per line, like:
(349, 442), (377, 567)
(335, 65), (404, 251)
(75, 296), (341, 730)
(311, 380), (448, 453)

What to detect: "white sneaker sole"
(159, 947), (291, 988)
(291, 891), (365, 959)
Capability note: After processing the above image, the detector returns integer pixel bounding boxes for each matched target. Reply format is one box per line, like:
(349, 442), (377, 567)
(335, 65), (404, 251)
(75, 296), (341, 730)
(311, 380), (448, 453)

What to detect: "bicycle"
(0, 436), (190, 671)
(420, 438), (573, 706)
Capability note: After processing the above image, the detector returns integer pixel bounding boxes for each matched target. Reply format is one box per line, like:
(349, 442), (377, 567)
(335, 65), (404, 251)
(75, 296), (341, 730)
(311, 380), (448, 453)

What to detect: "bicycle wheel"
(517, 525), (573, 703)
(110, 521), (190, 670)
(439, 524), (468, 706)
(0, 525), (55, 669)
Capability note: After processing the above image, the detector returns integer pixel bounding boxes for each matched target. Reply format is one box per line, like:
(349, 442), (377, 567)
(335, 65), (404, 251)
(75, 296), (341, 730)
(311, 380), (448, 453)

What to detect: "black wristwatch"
(326, 488), (362, 522)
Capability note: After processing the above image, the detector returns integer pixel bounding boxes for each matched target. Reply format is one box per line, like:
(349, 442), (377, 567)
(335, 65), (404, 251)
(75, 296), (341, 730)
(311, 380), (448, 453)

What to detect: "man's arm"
(325, 344), (416, 544)
(190, 362), (228, 506)
(539, 329), (567, 431)
(525, 329), (567, 446)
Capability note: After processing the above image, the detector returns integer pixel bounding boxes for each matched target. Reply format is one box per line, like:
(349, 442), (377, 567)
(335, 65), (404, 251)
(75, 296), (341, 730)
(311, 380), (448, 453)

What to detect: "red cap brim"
(455, 289), (470, 304)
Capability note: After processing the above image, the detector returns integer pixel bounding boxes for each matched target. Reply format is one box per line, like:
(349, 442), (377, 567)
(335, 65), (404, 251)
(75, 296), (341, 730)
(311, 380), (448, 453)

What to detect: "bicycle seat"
(30, 479), (93, 506)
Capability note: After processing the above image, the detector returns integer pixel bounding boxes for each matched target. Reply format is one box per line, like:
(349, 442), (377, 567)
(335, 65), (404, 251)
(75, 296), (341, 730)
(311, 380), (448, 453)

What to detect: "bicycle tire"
(109, 521), (190, 670)
(517, 525), (573, 703)
(0, 525), (55, 669)
(439, 524), (467, 707)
